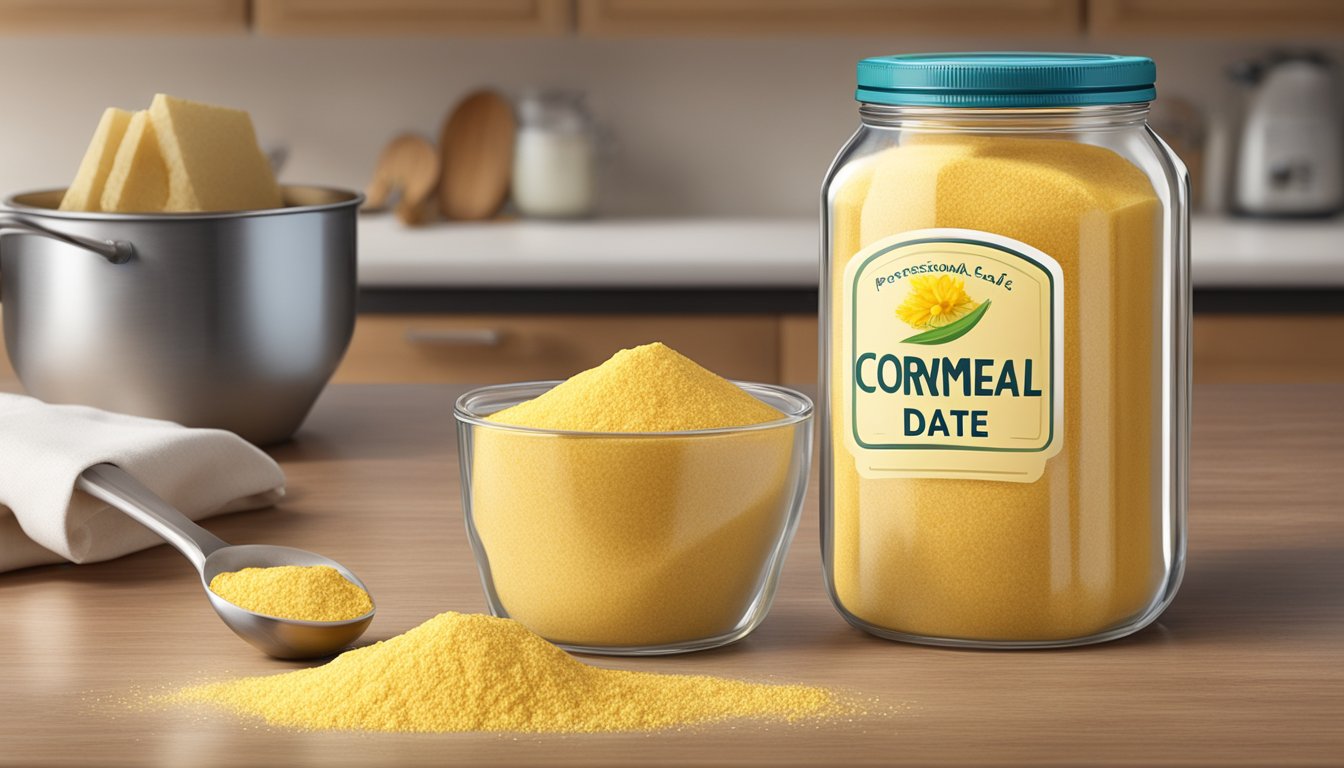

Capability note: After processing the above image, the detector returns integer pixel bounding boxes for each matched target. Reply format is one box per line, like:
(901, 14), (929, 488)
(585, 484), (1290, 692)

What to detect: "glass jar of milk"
(512, 91), (598, 218)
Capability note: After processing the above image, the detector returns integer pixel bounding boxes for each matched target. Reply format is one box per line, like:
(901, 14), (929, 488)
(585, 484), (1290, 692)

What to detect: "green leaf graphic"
(901, 301), (991, 345)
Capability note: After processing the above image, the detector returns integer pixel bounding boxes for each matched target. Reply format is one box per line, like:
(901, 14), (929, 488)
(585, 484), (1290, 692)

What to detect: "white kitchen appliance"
(1235, 55), (1343, 217)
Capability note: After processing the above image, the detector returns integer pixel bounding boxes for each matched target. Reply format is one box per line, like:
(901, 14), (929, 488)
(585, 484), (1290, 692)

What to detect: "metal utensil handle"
(0, 213), (134, 264)
(76, 463), (229, 574)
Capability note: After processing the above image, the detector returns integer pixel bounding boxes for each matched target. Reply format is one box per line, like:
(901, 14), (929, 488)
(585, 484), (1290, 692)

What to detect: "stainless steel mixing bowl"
(0, 186), (360, 445)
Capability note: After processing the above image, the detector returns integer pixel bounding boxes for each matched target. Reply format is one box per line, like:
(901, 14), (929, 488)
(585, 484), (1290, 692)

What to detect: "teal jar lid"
(856, 52), (1156, 108)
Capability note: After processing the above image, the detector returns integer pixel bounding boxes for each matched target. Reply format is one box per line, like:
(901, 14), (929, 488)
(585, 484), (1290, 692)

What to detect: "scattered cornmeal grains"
(472, 342), (800, 648)
(208, 565), (372, 623)
(170, 612), (839, 733)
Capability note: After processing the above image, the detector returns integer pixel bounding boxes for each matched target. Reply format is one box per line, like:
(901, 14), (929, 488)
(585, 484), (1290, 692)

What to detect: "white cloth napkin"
(0, 394), (286, 573)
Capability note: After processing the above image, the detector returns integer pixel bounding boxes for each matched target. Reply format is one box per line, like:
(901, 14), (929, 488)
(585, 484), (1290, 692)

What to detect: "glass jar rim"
(856, 102), (1151, 130)
(454, 380), (814, 437)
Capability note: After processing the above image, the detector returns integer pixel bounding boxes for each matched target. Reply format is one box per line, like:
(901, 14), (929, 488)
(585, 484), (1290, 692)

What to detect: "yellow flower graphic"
(896, 274), (979, 329)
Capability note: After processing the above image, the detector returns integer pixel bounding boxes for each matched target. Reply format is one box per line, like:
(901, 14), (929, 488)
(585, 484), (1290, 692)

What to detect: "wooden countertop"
(2, 383), (1341, 766)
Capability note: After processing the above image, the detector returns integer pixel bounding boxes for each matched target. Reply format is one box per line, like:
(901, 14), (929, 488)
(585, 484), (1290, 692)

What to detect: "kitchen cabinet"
(1088, 0), (1344, 38)
(254, 0), (573, 36)
(776, 313), (1344, 385)
(7, 309), (1343, 390)
(779, 314), (817, 386)
(0, 0), (1340, 38)
(0, 310), (796, 388)
(1194, 313), (1344, 382)
(333, 313), (780, 384)
(0, 0), (247, 34)
(577, 0), (1084, 37)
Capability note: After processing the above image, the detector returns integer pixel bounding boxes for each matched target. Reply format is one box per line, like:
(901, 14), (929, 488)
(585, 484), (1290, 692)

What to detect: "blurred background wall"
(1, 1), (1342, 390)
(3, 35), (1340, 216)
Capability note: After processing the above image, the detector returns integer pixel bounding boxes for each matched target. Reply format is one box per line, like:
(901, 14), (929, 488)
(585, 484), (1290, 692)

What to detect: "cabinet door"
(578, 0), (1083, 37)
(779, 314), (819, 386)
(780, 312), (1344, 385)
(255, 0), (572, 36)
(0, 0), (246, 34)
(1195, 314), (1344, 383)
(1089, 0), (1344, 38)
(335, 313), (781, 383)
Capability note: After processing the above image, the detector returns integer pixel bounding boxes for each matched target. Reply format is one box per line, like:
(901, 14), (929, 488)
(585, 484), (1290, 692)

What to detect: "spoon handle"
(76, 463), (229, 574)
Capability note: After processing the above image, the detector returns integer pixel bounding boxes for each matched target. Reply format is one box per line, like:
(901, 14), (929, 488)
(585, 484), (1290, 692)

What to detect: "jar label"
(840, 228), (1064, 483)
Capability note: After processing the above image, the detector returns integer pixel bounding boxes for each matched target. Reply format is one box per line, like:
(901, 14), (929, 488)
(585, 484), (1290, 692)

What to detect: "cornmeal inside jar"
(471, 342), (797, 648)
(829, 136), (1164, 641)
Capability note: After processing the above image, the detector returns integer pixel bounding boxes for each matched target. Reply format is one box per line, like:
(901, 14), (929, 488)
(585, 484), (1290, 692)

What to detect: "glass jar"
(511, 90), (598, 218)
(455, 381), (814, 655)
(820, 53), (1189, 648)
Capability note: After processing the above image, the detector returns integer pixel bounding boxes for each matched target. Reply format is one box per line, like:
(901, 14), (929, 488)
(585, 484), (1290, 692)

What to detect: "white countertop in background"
(1186, 215), (1344, 288)
(357, 214), (1344, 290)
(357, 217), (818, 289)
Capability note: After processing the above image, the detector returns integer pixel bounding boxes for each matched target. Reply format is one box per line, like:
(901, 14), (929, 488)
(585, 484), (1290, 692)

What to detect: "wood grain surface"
(1, 383), (1341, 766)
(438, 90), (515, 221)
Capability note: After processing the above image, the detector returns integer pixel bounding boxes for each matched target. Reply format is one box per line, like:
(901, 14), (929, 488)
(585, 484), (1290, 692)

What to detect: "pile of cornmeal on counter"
(170, 612), (841, 733)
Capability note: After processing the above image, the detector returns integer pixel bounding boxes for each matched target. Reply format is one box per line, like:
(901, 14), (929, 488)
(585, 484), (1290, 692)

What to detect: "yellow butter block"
(100, 111), (169, 213)
(59, 107), (133, 212)
(149, 93), (282, 212)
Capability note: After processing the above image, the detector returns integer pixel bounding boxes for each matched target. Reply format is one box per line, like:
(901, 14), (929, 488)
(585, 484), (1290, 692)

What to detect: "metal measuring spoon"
(75, 463), (374, 659)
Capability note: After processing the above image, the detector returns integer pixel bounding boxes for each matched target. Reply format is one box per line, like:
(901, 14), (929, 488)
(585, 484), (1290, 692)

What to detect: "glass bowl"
(454, 380), (813, 655)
